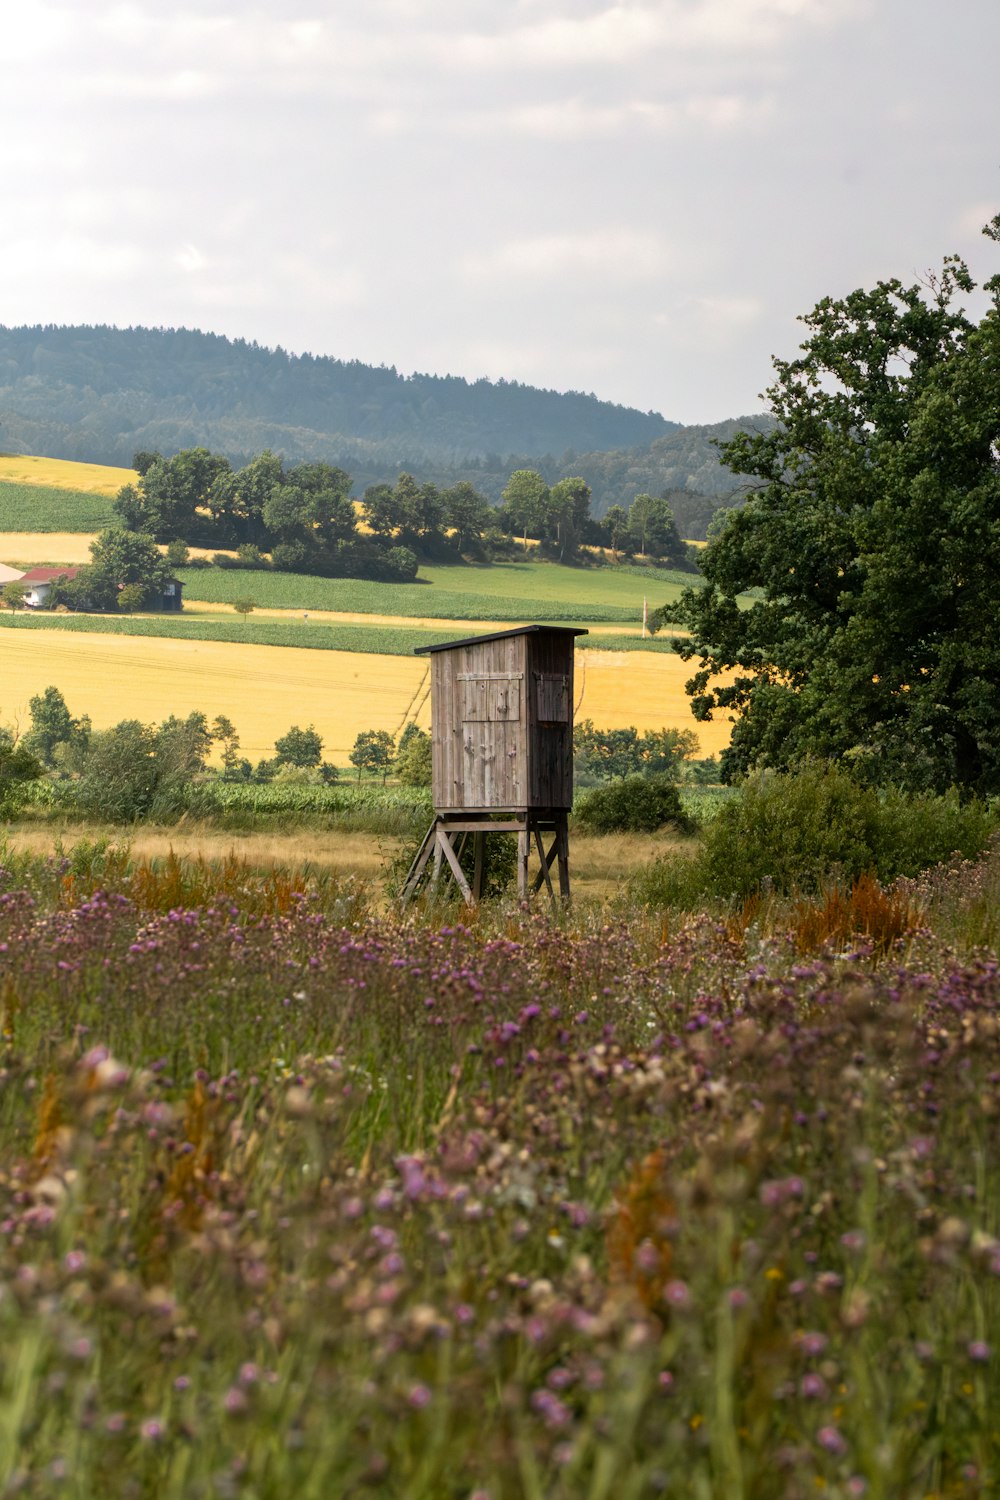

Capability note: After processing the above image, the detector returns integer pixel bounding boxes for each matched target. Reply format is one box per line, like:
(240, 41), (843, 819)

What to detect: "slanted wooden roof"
(20, 566), (80, 582)
(414, 624), (588, 656)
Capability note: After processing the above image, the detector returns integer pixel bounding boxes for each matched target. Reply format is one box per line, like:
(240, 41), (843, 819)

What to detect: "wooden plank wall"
(430, 631), (576, 812)
(527, 633), (575, 809)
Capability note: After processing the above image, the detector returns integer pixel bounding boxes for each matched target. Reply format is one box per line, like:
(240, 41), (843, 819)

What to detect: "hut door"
(460, 674), (521, 723)
(459, 672), (523, 807)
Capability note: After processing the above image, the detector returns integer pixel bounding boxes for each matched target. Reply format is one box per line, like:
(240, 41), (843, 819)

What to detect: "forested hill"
(0, 324), (676, 468)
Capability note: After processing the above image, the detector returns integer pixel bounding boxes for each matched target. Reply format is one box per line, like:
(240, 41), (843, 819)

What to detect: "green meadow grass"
(0, 610), (678, 656)
(178, 559), (692, 623)
(0, 481), (117, 532)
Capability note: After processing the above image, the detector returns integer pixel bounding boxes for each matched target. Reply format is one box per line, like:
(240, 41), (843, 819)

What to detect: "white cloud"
(493, 90), (775, 140)
(0, 234), (149, 283)
(461, 229), (670, 283)
(4, 3), (77, 63)
(175, 243), (210, 274)
(658, 294), (767, 350)
(953, 201), (1000, 240)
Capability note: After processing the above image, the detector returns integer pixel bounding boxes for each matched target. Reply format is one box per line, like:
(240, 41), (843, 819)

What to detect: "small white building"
(0, 563), (25, 585)
(18, 566), (80, 607)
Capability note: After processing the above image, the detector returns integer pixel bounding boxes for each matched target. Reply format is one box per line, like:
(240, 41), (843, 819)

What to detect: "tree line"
(0, 687), (436, 822)
(0, 323), (674, 465)
(0, 685), (717, 825)
(110, 449), (693, 576)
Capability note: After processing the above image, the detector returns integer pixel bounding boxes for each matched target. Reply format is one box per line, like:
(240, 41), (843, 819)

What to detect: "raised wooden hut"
(401, 625), (587, 905)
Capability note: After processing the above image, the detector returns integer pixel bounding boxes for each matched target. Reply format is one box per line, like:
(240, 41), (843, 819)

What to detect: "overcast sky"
(3, 0), (998, 425)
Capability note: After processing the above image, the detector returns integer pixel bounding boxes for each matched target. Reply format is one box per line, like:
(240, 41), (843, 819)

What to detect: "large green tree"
(500, 469), (549, 548)
(80, 529), (174, 611)
(115, 448), (231, 540)
(24, 686), (90, 767)
(667, 218), (1000, 795)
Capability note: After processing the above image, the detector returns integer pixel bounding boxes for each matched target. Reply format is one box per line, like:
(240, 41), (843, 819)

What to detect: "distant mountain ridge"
(0, 324), (770, 535)
(0, 324), (676, 463)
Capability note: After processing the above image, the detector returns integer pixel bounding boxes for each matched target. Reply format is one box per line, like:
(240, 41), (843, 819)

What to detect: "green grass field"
(0, 482), (118, 533)
(178, 558), (691, 624)
(0, 610), (679, 656)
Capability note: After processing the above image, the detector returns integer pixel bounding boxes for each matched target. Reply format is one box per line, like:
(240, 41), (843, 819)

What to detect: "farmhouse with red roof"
(16, 567), (183, 612)
(18, 567), (81, 608)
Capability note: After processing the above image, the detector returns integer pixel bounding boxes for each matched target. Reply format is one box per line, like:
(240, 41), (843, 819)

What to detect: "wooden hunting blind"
(400, 625), (587, 906)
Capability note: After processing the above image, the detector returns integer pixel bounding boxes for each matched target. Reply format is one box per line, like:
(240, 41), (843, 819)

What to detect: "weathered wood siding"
(431, 635), (529, 810)
(428, 628), (578, 812)
(526, 633), (575, 809)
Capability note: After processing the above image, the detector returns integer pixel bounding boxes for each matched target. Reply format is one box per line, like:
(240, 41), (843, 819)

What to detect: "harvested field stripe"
(0, 627), (729, 760)
(0, 532), (101, 565)
(0, 455), (136, 494)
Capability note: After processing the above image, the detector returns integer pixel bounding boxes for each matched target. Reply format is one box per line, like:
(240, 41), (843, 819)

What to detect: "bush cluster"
(574, 773), (689, 835)
(632, 761), (998, 907)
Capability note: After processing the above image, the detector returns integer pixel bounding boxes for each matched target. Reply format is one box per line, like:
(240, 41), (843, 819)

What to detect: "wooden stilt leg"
(531, 824), (557, 904)
(431, 829), (445, 890)
(557, 814), (571, 903)
(472, 831), (486, 901)
(399, 820), (438, 907)
(517, 827), (530, 900)
(438, 831), (475, 905)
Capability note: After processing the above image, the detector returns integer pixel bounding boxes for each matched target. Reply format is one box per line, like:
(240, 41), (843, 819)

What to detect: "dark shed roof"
(414, 624), (588, 656)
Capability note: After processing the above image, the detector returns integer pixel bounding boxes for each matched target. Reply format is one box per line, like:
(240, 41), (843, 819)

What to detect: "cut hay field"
(0, 628), (732, 760)
(0, 530), (101, 564)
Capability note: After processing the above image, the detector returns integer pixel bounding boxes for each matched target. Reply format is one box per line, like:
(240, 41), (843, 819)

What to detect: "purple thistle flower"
(817, 1425), (847, 1456)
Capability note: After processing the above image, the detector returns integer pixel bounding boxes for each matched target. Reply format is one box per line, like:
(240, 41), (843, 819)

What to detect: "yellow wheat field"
(0, 533), (99, 565)
(1, 630), (729, 762)
(0, 456), (136, 495)
(0, 535), (241, 568)
(574, 650), (731, 755)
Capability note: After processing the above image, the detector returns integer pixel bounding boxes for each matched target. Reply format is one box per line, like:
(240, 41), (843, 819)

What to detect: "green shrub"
(626, 848), (711, 910)
(574, 773), (689, 835)
(870, 786), (998, 880)
(630, 762), (1000, 908)
(698, 762), (882, 898)
(0, 732), (42, 818)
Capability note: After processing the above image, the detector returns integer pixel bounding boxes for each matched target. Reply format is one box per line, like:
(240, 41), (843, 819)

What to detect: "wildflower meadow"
(1, 840), (999, 1498)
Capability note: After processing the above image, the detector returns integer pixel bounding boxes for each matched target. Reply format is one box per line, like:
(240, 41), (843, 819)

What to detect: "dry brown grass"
(568, 829), (695, 903)
(3, 822), (390, 880)
(791, 873), (924, 955)
(3, 822), (683, 906)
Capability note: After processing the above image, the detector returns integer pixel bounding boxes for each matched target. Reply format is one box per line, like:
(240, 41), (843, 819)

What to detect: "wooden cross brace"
(399, 814), (571, 909)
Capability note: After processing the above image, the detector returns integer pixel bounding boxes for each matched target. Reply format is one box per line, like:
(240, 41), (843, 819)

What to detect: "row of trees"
(497, 472), (687, 565)
(114, 449), (692, 576)
(3, 685), (718, 825)
(118, 452), (416, 582)
(664, 216), (1000, 796)
(1, 688), (437, 820)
